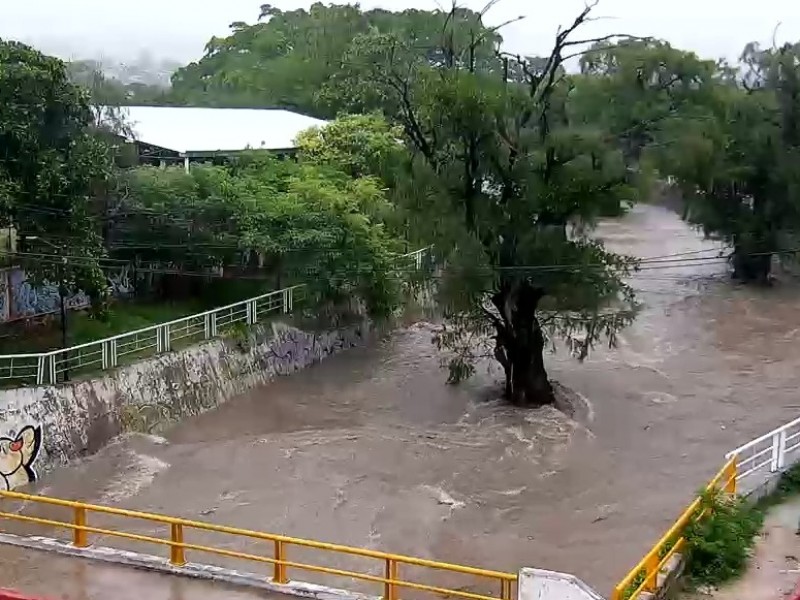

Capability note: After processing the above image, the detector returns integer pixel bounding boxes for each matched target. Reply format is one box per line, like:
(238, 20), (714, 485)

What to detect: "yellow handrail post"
(500, 579), (513, 600)
(274, 539), (288, 584)
(170, 523), (186, 565)
(73, 506), (88, 548)
(644, 554), (658, 593)
(725, 457), (738, 495)
(384, 558), (398, 600)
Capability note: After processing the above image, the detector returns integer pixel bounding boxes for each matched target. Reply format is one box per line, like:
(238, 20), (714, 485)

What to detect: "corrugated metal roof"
(118, 106), (328, 155)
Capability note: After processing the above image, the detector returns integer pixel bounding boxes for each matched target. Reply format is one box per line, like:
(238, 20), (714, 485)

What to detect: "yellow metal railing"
(611, 457), (737, 600)
(0, 490), (516, 600)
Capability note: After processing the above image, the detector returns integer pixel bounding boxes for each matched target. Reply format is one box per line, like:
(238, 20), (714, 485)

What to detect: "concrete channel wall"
(0, 317), (373, 483)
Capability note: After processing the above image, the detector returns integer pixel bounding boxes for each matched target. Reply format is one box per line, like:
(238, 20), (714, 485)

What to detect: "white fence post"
(163, 324), (171, 352)
(36, 356), (46, 385)
(283, 289), (289, 314)
(211, 312), (218, 337)
(102, 342), (109, 370)
(247, 300), (256, 325)
(778, 429), (788, 470)
(770, 432), (781, 472)
(48, 354), (57, 385)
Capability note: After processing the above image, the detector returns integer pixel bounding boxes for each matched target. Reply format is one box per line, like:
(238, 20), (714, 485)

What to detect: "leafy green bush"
(684, 491), (763, 586)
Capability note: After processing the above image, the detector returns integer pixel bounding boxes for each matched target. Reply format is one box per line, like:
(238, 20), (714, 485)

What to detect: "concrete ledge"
(518, 568), (605, 600)
(0, 532), (376, 600)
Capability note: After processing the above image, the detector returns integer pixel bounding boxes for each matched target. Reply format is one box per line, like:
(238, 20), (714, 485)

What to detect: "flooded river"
(4, 204), (800, 598)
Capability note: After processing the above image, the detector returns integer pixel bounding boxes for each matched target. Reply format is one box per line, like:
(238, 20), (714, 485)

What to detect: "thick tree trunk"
(732, 246), (772, 284)
(492, 283), (555, 407)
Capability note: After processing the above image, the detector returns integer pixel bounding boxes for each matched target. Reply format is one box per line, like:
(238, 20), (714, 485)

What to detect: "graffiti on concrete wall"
(9, 269), (91, 319)
(2, 266), (135, 322)
(108, 265), (134, 298)
(0, 425), (42, 491)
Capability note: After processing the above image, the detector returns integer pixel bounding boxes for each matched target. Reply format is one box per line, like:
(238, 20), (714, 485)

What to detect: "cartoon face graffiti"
(0, 425), (42, 491)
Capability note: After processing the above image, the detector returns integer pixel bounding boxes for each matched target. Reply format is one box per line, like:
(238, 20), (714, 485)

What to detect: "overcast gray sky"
(1, 0), (799, 65)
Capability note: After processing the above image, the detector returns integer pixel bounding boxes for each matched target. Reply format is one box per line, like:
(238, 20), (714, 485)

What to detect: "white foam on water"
(98, 452), (170, 503)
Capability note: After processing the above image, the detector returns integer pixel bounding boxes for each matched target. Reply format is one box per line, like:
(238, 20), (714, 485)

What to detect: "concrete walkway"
(0, 545), (285, 600)
(685, 497), (800, 600)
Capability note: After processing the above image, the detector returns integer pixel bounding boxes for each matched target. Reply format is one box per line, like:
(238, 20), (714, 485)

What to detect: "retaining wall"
(0, 317), (373, 486)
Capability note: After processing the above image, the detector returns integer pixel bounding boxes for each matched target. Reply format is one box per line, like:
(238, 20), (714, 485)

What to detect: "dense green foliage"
(0, 39), (112, 304)
(168, 3), (501, 118)
(685, 464), (800, 588)
(577, 39), (800, 282)
(114, 155), (404, 317)
(1, 41), (409, 322)
(684, 492), (764, 586)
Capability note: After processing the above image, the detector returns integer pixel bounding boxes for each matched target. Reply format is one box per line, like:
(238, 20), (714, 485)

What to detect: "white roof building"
(115, 106), (328, 167)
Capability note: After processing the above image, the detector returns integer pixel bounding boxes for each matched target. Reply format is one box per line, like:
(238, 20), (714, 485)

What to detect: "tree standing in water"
(329, 2), (639, 405)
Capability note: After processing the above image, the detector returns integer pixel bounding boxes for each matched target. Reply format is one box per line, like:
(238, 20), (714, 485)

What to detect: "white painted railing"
(0, 247), (432, 386)
(726, 416), (800, 489)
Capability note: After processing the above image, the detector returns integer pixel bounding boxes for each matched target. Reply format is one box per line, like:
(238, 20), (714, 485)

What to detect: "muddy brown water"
(3, 204), (800, 599)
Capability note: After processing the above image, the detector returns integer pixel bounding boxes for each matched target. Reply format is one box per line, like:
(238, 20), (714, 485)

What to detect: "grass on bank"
(683, 463), (800, 589)
(0, 301), (205, 356)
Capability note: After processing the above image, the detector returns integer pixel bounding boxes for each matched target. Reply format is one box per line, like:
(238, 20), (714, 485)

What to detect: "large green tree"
(169, 3), (501, 118)
(572, 37), (800, 283)
(114, 155), (405, 317)
(573, 39), (721, 168)
(680, 42), (800, 282)
(327, 5), (639, 406)
(0, 40), (112, 303)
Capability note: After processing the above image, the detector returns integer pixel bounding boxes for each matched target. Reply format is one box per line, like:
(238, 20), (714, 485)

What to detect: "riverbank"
(684, 496), (800, 600)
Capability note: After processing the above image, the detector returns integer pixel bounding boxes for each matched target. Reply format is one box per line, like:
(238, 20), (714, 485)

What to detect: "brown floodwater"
(3, 204), (800, 599)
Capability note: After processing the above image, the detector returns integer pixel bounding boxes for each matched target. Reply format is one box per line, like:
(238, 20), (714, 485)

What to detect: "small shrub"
(684, 490), (764, 587)
(225, 322), (253, 352)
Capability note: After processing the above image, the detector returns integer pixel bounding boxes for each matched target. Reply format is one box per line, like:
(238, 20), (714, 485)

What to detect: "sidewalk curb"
(0, 532), (374, 600)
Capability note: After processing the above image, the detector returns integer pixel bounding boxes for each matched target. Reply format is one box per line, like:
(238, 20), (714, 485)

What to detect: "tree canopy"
(113, 154), (405, 317)
(0, 39), (112, 302)
(580, 36), (800, 282)
(315, 4), (641, 406)
(168, 3), (501, 118)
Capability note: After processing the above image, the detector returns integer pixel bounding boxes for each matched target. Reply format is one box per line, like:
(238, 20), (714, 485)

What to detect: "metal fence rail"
(611, 458), (737, 600)
(725, 416), (800, 491)
(0, 248), (430, 387)
(0, 489), (516, 600)
(614, 412), (800, 600)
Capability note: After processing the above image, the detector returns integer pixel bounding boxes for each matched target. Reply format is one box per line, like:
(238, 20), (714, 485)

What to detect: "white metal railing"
(0, 247), (431, 386)
(726, 415), (800, 489)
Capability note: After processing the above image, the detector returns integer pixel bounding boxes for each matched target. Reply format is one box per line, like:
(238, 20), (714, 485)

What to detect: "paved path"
(685, 497), (800, 600)
(0, 545), (284, 600)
